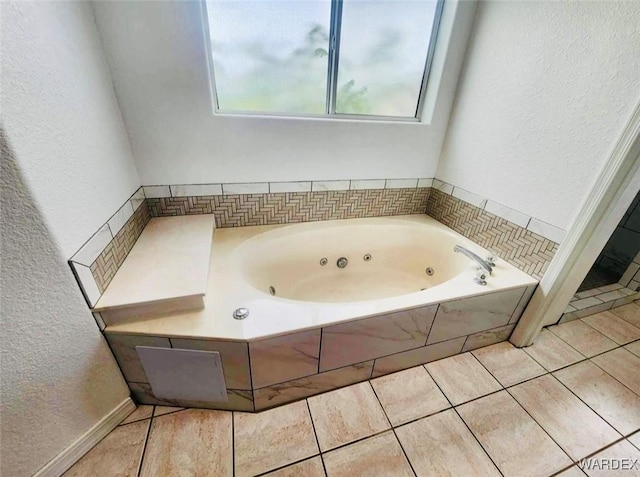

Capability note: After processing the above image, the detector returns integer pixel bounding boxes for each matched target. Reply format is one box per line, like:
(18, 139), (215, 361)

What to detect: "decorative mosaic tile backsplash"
(71, 178), (564, 312)
(425, 188), (559, 281)
(147, 188), (431, 227)
(91, 203), (150, 293)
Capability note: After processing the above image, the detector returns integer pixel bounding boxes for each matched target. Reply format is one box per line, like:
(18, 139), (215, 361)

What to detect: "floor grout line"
(135, 410), (154, 477)
(231, 412), (236, 477)
(368, 382), (418, 477)
(305, 399), (328, 477)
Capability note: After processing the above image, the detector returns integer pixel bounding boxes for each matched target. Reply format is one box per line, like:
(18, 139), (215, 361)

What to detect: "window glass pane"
(336, 0), (438, 117)
(207, 0), (331, 114)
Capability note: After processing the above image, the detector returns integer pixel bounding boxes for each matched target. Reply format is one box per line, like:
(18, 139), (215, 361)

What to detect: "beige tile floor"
(65, 302), (640, 477)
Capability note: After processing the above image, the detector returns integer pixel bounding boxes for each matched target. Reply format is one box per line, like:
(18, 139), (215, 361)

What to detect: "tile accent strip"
(69, 187), (150, 307)
(147, 188), (431, 227)
(425, 188), (558, 281)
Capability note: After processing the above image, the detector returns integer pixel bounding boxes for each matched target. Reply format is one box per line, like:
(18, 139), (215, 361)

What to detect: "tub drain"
(426, 267), (435, 276)
(269, 286), (276, 296)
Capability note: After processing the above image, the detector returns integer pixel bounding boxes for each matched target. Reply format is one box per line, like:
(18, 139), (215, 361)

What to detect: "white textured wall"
(2, 1), (141, 259)
(1, 3), (138, 475)
(437, 0), (640, 230)
(91, 0), (473, 185)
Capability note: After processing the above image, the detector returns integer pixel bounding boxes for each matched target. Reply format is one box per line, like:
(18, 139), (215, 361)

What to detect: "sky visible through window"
(206, 0), (438, 118)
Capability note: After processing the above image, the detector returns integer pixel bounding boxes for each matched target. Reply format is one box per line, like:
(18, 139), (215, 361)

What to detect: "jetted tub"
(105, 215), (538, 411)
(106, 214), (538, 340)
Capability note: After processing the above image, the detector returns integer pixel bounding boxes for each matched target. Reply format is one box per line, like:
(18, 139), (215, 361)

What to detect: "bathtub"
(105, 214), (538, 411)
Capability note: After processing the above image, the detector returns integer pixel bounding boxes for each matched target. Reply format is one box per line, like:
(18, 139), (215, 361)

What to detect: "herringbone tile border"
(425, 189), (558, 280)
(91, 202), (151, 293)
(147, 188), (431, 227)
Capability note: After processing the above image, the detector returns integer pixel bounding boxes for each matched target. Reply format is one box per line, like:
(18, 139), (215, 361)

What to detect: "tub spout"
(454, 245), (493, 275)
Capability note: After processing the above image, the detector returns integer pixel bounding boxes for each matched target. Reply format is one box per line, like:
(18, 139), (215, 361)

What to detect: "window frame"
(201, 0), (445, 122)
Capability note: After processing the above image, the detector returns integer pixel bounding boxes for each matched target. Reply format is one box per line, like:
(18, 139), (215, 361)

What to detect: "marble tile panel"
(484, 200), (531, 228)
(626, 340), (640, 357)
(598, 283), (625, 293)
(105, 334), (171, 383)
(222, 182), (269, 194)
(509, 285), (537, 324)
(171, 338), (251, 390)
(522, 329), (584, 371)
(119, 405), (153, 425)
(427, 288), (524, 344)
(350, 179), (386, 190)
(597, 290), (628, 302)
(452, 187), (487, 208)
(63, 419), (148, 477)
(269, 181), (312, 193)
(386, 178), (418, 189)
(71, 262), (102, 307)
(425, 352), (501, 405)
(129, 382), (254, 411)
(509, 375), (621, 460)
(170, 183), (222, 197)
(142, 185), (170, 198)
(461, 324), (515, 352)
(307, 382), (390, 451)
(559, 301), (615, 323)
(395, 409), (500, 477)
(140, 409), (232, 477)
(250, 330), (321, 388)
(130, 187), (145, 211)
(572, 296), (605, 310)
(527, 218), (566, 243)
(472, 341), (546, 387)
(581, 440), (640, 477)
(611, 302), (640, 328)
(370, 366), (450, 426)
(554, 360), (640, 435)
(371, 336), (465, 378)
(613, 294), (639, 308)
(320, 305), (437, 372)
(254, 361), (373, 411)
(576, 289), (603, 300)
(457, 391), (572, 477)
(311, 180), (350, 191)
(417, 177), (433, 188)
(323, 431), (413, 477)
(108, 201), (134, 237)
(548, 319), (618, 357)
(70, 223), (112, 266)
(583, 311), (640, 345)
(591, 348), (640, 396)
(620, 263), (640, 286)
(234, 401), (318, 476)
(432, 179), (454, 194)
(263, 457), (325, 477)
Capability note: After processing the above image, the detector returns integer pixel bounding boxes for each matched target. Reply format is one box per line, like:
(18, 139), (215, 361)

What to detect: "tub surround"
(103, 215), (537, 340)
(70, 178), (561, 312)
(99, 214), (537, 411)
(426, 186), (560, 280)
(105, 285), (534, 411)
(93, 215), (215, 325)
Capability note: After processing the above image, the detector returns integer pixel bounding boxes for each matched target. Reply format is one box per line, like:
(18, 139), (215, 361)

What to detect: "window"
(204, 0), (444, 121)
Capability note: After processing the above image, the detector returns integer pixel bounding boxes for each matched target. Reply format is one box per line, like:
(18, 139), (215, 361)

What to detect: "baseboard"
(32, 397), (136, 477)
